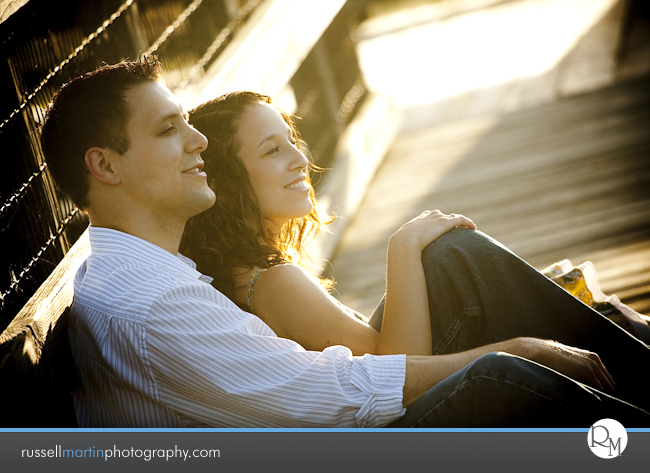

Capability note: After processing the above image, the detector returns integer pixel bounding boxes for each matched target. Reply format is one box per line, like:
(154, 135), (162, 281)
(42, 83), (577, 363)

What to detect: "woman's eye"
(161, 125), (176, 135)
(265, 146), (279, 156)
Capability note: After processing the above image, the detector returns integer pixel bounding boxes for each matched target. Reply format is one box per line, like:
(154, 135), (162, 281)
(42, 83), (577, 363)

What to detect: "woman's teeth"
(286, 180), (308, 189)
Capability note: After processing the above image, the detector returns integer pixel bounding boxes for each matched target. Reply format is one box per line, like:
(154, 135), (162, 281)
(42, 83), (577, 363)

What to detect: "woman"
(181, 92), (650, 418)
(181, 91), (477, 357)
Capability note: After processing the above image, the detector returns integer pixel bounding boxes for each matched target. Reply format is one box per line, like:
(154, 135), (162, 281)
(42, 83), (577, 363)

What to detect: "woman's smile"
(235, 102), (314, 227)
(284, 177), (309, 191)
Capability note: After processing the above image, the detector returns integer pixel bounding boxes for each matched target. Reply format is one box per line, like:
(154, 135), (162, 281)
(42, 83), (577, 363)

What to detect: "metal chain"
(0, 163), (46, 217)
(1, 206), (81, 300)
(0, 0), (136, 131)
(145, 0), (203, 56)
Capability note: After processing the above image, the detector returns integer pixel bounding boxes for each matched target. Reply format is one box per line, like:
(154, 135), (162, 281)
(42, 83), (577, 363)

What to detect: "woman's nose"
(289, 145), (309, 170)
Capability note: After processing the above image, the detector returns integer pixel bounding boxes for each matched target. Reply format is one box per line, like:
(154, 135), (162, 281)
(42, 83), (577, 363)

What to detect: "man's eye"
(161, 125), (176, 135)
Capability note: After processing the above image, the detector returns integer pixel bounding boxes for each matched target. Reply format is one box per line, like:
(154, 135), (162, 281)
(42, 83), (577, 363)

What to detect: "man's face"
(114, 81), (215, 223)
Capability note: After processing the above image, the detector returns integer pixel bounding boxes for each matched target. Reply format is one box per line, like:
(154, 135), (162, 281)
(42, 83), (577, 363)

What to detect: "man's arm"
(402, 337), (615, 406)
(147, 277), (613, 426)
(145, 282), (407, 428)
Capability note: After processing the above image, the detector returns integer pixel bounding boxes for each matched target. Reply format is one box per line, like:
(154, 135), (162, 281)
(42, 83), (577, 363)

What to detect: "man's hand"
(515, 337), (616, 393)
(403, 337), (615, 407)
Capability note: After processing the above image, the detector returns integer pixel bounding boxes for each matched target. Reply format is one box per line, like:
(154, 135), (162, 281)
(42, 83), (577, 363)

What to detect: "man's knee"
(463, 351), (570, 395)
(461, 351), (568, 390)
(464, 351), (527, 378)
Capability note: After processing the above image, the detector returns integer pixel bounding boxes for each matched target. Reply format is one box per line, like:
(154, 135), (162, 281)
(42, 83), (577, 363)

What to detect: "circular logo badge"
(588, 418), (627, 459)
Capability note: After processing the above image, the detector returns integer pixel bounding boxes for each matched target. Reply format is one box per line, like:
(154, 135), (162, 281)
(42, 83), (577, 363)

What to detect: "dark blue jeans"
(368, 228), (650, 427)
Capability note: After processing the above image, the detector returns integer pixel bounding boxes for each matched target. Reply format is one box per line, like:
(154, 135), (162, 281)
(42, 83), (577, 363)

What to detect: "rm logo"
(588, 418), (627, 459)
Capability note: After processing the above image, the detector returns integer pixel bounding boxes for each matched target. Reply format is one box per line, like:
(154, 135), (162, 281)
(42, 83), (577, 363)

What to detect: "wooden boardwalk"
(328, 75), (650, 318)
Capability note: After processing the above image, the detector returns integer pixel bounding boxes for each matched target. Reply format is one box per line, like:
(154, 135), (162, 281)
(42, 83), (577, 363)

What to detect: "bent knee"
(462, 351), (548, 382)
(462, 351), (559, 388)
(421, 227), (511, 265)
(468, 351), (527, 371)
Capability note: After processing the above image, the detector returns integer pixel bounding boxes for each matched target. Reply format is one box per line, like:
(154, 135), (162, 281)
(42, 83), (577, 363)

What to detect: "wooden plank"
(0, 228), (87, 427)
(357, 146), (650, 217)
(329, 76), (650, 317)
(0, 229), (90, 352)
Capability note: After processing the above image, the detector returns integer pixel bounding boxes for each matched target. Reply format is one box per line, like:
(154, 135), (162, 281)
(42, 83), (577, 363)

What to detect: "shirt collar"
(88, 226), (213, 283)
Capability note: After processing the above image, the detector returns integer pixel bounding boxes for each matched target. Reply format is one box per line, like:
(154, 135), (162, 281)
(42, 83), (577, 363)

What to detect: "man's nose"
(186, 125), (208, 154)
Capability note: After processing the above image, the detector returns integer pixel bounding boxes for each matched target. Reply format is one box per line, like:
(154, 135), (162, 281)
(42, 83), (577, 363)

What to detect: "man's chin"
(191, 191), (217, 215)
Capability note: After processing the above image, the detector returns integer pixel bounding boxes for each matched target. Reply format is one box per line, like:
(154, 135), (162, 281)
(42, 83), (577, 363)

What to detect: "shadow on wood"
(0, 309), (77, 427)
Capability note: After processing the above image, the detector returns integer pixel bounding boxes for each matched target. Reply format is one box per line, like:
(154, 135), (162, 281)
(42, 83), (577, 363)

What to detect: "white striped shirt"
(69, 226), (406, 427)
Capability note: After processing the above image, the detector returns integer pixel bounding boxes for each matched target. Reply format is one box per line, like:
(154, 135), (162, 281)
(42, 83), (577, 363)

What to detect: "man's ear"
(85, 147), (121, 185)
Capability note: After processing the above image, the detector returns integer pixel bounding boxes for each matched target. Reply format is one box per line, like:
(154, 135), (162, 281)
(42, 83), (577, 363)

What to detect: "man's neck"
(87, 210), (185, 255)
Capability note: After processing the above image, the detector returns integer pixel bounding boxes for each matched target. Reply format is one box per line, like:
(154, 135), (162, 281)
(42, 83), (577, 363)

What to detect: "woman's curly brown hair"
(180, 91), (333, 305)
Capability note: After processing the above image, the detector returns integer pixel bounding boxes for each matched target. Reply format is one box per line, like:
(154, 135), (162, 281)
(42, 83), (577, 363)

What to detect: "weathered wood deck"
(329, 75), (650, 318)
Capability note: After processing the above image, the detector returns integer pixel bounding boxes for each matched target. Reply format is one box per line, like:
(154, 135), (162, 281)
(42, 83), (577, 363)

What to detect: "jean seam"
(433, 307), (465, 355)
(433, 306), (485, 355)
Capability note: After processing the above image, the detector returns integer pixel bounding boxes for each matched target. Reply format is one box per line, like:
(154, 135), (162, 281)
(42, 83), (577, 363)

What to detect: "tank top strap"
(246, 268), (268, 314)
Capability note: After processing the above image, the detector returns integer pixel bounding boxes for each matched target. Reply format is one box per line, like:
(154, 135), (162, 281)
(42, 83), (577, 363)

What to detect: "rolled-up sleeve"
(145, 280), (407, 428)
(349, 354), (406, 427)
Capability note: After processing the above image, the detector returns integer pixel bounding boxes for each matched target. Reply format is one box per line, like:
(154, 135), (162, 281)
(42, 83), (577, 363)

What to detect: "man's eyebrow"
(153, 108), (187, 127)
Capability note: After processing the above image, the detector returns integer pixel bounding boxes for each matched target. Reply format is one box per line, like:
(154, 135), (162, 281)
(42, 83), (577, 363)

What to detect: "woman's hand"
(512, 337), (616, 393)
(390, 210), (477, 252)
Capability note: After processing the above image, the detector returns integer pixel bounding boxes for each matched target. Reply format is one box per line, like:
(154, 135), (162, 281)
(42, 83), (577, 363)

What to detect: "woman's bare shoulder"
(256, 263), (320, 291)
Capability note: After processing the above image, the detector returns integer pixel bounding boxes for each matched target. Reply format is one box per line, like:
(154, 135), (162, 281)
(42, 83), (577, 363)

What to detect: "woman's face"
(235, 102), (313, 230)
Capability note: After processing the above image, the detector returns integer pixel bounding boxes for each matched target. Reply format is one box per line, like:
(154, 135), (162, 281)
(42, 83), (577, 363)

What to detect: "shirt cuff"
(349, 353), (407, 428)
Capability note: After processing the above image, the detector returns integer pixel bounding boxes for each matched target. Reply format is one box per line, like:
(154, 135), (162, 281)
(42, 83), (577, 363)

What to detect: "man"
(40, 57), (649, 427)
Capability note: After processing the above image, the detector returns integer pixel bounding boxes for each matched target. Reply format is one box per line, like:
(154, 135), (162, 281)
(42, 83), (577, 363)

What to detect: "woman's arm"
(248, 210), (475, 356)
(249, 264), (380, 355)
(379, 210), (476, 355)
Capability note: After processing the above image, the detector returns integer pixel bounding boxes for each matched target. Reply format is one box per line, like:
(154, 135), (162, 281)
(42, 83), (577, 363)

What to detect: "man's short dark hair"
(40, 56), (163, 209)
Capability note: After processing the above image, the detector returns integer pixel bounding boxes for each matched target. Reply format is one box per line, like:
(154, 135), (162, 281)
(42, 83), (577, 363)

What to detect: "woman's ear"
(85, 147), (121, 185)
